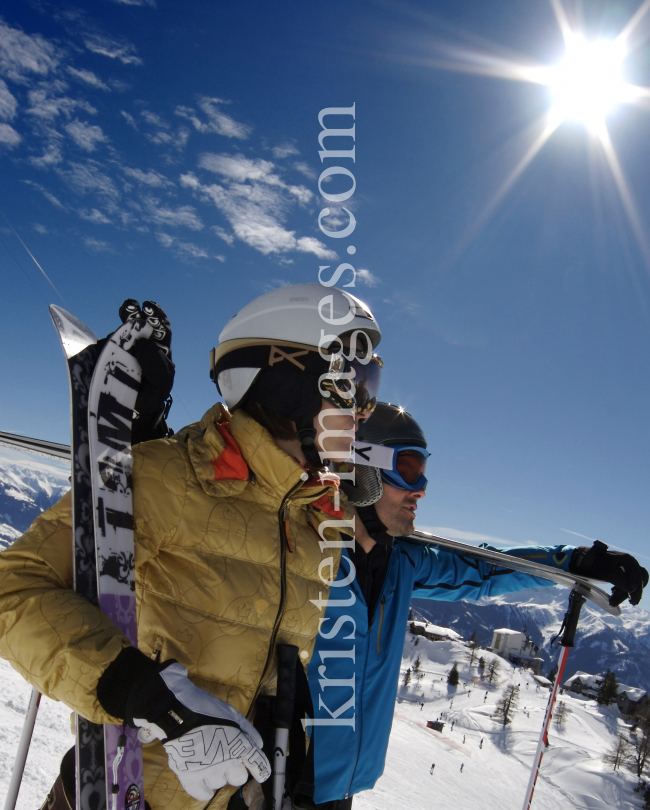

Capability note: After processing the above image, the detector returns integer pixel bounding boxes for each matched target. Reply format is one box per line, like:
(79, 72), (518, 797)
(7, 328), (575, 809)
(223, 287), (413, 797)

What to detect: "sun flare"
(546, 37), (631, 130)
(421, 0), (650, 267)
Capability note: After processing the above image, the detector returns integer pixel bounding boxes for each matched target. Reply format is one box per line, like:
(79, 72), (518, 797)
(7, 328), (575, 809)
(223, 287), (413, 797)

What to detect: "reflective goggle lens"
(395, 450), (427, 485)
(380, 445), (429, 491)
(322, 354), (383, 413)
(351, 357), (382, 414)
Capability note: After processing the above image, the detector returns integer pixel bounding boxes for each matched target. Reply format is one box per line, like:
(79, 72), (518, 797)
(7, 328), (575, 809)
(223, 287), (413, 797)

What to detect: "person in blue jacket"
(295, 403), (647, 810)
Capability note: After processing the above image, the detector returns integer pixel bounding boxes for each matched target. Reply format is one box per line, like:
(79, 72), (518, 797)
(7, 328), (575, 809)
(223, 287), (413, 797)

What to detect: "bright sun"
(546, 37), (631, 131)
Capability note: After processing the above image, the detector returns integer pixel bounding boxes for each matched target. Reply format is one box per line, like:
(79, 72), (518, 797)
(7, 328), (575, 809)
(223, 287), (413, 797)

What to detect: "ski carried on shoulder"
(50, 305), (146, 810)
(409, 529), (621, 616)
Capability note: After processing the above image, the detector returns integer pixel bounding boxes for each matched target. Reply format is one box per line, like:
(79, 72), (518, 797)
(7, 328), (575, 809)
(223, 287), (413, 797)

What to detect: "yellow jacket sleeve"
(0, 491), (130, 723)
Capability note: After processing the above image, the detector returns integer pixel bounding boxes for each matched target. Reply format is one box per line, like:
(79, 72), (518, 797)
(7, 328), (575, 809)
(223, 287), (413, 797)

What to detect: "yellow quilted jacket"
(0, 404), (346, 810)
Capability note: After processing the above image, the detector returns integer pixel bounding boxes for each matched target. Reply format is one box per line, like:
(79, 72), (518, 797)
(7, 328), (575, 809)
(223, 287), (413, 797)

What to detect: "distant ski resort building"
(563, 671), (650, 719)
(489, 628), (544, 673)
(409, 620), (462, 642)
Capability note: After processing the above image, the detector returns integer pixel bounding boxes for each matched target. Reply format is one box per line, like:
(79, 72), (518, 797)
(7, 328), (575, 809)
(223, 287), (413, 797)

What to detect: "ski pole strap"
(273, 645), (299, 729)
(550, 589), (586, 648)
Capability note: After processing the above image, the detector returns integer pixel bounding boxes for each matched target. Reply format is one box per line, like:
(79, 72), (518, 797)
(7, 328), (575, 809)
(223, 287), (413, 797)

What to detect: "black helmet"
(357, 403), (427, 448)
(340, 403), (429, 543)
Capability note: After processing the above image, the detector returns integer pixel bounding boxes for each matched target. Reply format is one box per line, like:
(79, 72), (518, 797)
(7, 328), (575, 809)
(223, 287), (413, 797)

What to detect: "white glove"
(127, 662), (270, 801)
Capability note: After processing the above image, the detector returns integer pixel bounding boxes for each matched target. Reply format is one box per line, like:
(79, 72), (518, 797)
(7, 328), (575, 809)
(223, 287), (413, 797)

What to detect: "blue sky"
(1, 0), (650, 607)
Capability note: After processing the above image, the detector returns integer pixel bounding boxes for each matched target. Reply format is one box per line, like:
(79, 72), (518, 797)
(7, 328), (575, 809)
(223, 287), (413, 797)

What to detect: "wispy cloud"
(82, 236), (113, 252)
(29, 142), (63, 168)
(58, 161), (120, 202)
(198, 152), (312, 204)
(83, 34), (142, 66)
(121, 110), (138, 129)
(0, 20), (60, 82)
(176, 97), (251, 139)
(26, 82), (96, 121)
(140, 109), (168, 128)
(294, 161), (317, 180)
(110, 0), (156, 6)
(181, 169), (335, 258)
(357, 268), (380, 287)
(0, 122), (20, 147)
(143, 197), (203, 230)
(272, 143), (299, 159)
(156, 232), (209, 259)
(0, 80), (17, 120)
(79, 207), (111, 224)
(22, 180), (66, 209)
(122, 166), (173, 187)
(67, 67), (110, 90)
(0, 18), (330, 267)
(212, 225), (234, 245)
(65, 119), (108, 151)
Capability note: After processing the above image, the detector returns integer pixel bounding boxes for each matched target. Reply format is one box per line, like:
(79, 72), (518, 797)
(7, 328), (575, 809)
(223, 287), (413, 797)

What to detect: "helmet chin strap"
(296, 421), (325, 470)
(355, 504), (393, 546)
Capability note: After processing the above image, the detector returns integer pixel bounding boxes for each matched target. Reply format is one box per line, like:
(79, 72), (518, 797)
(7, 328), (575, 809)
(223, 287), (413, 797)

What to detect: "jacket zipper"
(376, 596), (386, 654)
(345, 546), (395, 798)
(248, 475), (308, 717)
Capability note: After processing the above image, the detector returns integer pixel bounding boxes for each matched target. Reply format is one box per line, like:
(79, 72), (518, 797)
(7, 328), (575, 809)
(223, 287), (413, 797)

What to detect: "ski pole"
(4, 688), (42, 810)
(521, 589), (586, 810)
(271, 644), (299, 810)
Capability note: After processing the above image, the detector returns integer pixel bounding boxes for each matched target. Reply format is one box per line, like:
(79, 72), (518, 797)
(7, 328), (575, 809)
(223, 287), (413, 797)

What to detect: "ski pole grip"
(560, 589), (586, 648)
(273, 644), (299, 730)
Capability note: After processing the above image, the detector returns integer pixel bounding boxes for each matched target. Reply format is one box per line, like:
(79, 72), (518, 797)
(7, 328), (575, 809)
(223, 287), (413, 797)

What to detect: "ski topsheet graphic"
(50, 306), (106, 810)
(88, 317), (147, 810)
(50, 305), (145, 810)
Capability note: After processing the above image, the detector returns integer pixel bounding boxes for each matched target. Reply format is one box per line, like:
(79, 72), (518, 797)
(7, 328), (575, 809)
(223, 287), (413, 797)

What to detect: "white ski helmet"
(211, 282), (381, 409)
(210, 282), (382, 466)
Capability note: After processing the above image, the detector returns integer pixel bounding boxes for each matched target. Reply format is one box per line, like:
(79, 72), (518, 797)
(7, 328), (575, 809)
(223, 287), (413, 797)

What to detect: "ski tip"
(50, 306), (99, 359)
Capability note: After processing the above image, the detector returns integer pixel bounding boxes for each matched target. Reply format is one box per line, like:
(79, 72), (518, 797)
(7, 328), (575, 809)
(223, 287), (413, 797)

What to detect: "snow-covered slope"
(0, 456), (69, 548)
(355, 633), (640, 810)
(0, 634), (642, 810)
(413, 586), (650, 693)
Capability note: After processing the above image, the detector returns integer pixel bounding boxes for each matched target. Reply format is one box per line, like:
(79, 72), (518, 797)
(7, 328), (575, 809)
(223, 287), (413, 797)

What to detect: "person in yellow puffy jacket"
(0, 283), (383, 810)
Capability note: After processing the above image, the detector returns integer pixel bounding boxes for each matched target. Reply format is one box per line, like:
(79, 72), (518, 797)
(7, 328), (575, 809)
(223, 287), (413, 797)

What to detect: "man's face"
(374, 480), (426, 537)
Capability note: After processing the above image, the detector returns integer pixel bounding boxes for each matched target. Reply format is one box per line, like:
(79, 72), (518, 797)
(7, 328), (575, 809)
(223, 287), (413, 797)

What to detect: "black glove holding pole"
(569, 540), (649, 607)
(109, 299), (175, 444)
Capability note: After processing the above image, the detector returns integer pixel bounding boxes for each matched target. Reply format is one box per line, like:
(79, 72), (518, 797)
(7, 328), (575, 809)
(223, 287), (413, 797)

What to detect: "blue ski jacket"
(307, 539), (574, 803)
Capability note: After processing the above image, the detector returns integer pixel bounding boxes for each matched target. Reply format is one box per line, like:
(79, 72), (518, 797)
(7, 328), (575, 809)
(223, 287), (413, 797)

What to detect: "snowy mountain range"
(413, 586), (650, 693)
(0, 456), (69, 548)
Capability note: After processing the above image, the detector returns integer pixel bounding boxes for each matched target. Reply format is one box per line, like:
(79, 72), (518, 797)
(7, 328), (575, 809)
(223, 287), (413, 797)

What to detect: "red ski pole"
(522, 589), (586, 810)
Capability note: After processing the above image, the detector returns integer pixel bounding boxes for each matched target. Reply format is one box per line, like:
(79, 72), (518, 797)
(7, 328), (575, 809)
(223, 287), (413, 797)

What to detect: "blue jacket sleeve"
(409, 542), (575, 601)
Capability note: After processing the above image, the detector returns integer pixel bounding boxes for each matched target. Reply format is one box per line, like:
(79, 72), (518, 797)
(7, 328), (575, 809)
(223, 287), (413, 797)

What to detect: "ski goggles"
(320, 353), (383, 415)
(349, 442), (430, 491)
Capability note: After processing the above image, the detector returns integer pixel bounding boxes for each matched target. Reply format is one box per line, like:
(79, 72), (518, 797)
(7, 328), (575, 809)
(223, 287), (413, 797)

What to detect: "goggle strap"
(348, 441), (395, 470)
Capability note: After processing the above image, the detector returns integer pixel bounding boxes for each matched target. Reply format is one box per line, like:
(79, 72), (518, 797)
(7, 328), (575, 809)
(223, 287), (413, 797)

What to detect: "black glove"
(117, 300), (175, 444)
(569, 540), (649, 607)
